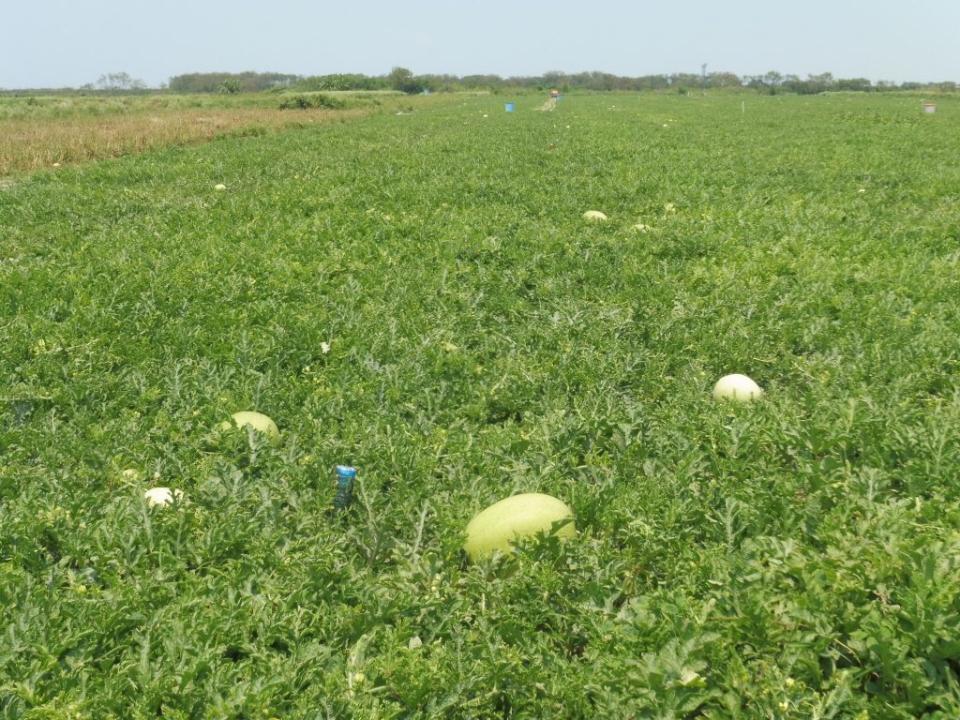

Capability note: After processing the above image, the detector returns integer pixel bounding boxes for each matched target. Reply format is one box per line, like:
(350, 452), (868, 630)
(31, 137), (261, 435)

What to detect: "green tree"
(218, 79), (242, 94)
(388, 67), (424, 94)
(95, 72), (146, 91)
(763, 70), (784, 87)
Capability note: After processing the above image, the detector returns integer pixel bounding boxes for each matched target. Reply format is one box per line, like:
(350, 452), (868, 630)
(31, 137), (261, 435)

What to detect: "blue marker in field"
(505, 102), (515, 112)
(334, 465), (356, 510)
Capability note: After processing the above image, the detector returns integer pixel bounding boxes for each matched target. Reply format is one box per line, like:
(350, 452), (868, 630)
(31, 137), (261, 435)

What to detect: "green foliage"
(388, 67), (426, 95)
(277, 93), (346, 110)
(294, 74), (388, 92)
(168, 71), (299, 93)
(217, 79), (242, 95)
(2, 93), (960, 717)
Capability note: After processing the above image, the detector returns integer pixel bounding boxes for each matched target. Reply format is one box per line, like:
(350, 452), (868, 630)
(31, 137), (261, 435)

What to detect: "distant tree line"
(742, 71), (957, 94)
(23, 68), (952, 96)
(167, 71), (299, 93)
(78, 72), (147, 92)
(296, 68), (959, 95)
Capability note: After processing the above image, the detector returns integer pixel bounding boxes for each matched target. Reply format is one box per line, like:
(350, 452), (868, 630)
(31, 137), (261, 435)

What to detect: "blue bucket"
(505, 103), (515, 112)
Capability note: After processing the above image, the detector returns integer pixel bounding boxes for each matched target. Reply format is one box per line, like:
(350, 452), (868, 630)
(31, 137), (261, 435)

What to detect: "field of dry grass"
(0, 107), (371, 174)
(0, 91), (454, 176)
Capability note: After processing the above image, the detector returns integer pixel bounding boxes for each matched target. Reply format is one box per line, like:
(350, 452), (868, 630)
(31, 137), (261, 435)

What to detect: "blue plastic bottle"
(334, 465), (357, 510)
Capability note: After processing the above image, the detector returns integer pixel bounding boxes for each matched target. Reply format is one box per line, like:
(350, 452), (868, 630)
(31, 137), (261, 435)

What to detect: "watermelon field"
(2, 92), (960, 718)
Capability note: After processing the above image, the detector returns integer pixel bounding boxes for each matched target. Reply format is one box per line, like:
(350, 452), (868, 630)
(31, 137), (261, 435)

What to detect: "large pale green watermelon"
(464, 493), (576, 561)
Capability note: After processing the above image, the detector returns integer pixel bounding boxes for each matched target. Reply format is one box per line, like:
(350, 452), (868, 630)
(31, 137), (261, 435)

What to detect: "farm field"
(2, 92), (960, 717)
(0, 91), (445, 175)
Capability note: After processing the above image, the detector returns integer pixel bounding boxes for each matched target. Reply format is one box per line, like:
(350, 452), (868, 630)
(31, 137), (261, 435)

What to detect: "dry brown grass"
(0, 106), (371, 176)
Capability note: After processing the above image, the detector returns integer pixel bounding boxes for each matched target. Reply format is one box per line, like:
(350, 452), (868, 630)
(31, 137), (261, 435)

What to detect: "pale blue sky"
(2, 0), (958, 88)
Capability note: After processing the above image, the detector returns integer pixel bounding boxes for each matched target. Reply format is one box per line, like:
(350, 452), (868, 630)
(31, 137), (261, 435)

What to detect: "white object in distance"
(582, 210), (608, 222)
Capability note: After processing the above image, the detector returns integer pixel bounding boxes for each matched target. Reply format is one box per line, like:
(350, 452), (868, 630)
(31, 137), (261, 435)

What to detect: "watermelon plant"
(1, 92), (960, 717)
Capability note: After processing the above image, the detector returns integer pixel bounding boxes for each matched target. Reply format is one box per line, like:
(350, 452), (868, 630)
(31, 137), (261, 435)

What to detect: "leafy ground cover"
(1, 92), (960, 718)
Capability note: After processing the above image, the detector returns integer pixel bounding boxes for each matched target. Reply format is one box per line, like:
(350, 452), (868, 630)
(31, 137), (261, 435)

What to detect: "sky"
(2, 0), (959, 88)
